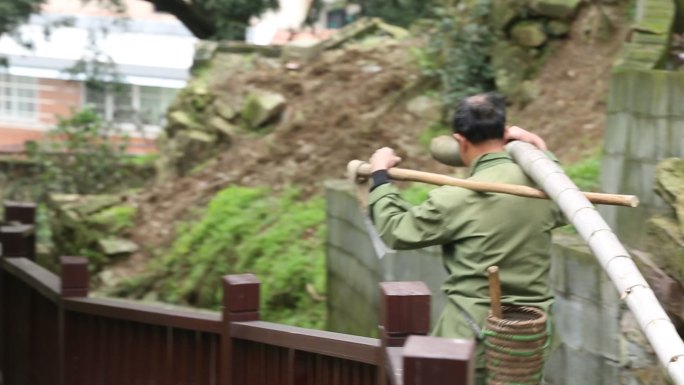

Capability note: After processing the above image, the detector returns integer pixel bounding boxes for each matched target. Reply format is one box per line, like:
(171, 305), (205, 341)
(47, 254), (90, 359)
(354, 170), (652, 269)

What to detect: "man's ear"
(453, 133), (468, 150)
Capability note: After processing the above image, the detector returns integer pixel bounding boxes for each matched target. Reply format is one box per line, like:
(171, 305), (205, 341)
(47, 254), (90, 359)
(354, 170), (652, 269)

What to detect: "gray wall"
(600, 70), (684, 248)
(325, 180), (447, 337)
(326, 180), (664, 384)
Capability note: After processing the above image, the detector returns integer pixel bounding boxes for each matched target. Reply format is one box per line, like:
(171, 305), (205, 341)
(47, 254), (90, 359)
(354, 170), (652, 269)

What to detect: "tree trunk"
(142, 0), (217, 39)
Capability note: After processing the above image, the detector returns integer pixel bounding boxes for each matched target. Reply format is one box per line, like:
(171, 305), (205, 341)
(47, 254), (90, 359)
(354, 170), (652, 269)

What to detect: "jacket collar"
(469, 152), (513, 176)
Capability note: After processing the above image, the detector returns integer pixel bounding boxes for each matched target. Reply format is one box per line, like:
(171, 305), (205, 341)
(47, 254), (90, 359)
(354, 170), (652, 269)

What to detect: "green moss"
(120, 186), (327, 329)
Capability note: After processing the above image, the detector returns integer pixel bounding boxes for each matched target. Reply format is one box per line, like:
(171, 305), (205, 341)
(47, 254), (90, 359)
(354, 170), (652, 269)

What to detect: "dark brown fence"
(0, 202), (474, 385)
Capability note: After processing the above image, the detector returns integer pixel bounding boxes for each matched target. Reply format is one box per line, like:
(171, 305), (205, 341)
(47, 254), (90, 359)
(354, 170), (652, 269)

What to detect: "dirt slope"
(108, 7), (629, 280)
(508, 5), (629, 162)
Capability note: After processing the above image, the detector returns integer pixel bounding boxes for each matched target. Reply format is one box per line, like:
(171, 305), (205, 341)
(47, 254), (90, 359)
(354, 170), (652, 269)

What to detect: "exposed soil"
(105, 5), (630, 281)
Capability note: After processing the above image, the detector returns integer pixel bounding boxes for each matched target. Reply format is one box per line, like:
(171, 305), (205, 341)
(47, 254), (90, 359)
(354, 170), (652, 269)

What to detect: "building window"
(139, 86), (177, 125)
(0, 74), (38, 122)
(327, 9), (347, 29)
(84, 84), (177, 127)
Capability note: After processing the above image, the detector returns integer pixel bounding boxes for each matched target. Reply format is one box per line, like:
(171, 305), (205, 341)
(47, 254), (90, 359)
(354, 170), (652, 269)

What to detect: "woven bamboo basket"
(483, 305), (548, 385)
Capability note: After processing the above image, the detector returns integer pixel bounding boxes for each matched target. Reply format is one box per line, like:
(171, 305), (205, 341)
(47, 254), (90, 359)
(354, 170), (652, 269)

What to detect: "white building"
(0, 0), (197, 151)
(246, 0), (357, 45)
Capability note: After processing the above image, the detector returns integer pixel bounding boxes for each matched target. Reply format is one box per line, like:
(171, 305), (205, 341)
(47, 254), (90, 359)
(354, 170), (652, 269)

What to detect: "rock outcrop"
(48, 194), (138, 270)
(489, 0), (583, 103)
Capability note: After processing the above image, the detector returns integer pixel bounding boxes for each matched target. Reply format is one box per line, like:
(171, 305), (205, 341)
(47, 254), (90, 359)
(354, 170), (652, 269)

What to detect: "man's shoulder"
(429, 185), (478, 207)
(470, 162), (528, 184)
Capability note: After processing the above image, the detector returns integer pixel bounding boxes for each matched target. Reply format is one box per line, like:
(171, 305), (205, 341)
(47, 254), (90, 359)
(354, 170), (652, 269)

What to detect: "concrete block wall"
(613, 0), (675, 70)
(326, 181), (664, 384)
(325, 180), (447, 336)
(601, 69), (684, 248)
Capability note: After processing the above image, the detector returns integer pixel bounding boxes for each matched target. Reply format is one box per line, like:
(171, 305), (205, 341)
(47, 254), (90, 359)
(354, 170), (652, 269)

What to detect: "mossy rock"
(654, 158), (684, 231)
(492, 0), (529, 31)
(405, 96), (442, 120)
(548, 20), (570, 36)
(282, 41), (324, 62)
(47, 194), (135, 271)
(169, 110), (201, 131)
(213, 98), (238, 121)
(49, 194), (122, 217)
(192, 41), (218, 71)
(185, 130), (217, 143)
(511, 21), (548, 47)
(646, 216), (684, 284)
(529, 0), (581, 19)
(241, 90), (287, 130)
(98, 237), (139, 256)
(491, 41), (536, 97)
(170, 130), (226, 175)
(89, 205), (137, 233)
(209, 116), (239, 137)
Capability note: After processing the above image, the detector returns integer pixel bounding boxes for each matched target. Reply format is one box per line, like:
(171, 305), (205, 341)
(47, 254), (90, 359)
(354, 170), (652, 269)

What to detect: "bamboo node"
(620, 284), (649, 300)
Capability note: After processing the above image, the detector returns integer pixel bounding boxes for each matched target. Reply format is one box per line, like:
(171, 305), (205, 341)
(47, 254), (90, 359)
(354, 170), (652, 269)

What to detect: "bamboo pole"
(506, 141), (684, 385)
(487, 266), (503, 319)
(347, 160), (640, 208)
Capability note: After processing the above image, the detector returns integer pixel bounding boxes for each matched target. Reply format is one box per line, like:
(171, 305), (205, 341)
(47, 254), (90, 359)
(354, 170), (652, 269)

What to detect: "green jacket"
(369, 152), (565, 340)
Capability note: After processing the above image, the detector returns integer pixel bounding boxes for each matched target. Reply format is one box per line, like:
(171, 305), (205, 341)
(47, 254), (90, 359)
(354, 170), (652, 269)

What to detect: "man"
(367, 92), (564, 382)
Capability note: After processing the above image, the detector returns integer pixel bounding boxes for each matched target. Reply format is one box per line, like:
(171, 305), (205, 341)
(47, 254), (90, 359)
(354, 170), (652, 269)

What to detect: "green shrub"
(421, 0), (496, 107)
(14, 108), (130, 200)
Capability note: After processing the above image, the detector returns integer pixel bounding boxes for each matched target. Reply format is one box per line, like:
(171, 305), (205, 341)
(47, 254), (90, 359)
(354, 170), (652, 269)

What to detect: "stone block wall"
(600, 69), (684, 248)
(326, 180), (664, 384)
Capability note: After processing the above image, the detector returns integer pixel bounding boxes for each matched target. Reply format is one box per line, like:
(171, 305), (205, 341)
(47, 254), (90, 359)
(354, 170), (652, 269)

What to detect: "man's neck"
(465, 139), (505, 165)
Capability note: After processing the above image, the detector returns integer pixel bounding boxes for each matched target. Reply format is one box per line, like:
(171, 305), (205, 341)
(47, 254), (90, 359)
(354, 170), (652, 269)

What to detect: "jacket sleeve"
(368, 184), (456, 250)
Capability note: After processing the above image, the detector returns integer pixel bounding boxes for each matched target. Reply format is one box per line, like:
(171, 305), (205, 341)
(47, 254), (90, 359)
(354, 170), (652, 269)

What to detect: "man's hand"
(370, 147), (402, 172)
(505, 126), (547, 151)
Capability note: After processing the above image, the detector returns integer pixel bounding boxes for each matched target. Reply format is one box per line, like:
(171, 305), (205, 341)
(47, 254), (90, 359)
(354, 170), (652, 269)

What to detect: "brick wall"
(0, 77), (82, 149)
(0, 78), (155, 154)
(37, 78), (82, 126)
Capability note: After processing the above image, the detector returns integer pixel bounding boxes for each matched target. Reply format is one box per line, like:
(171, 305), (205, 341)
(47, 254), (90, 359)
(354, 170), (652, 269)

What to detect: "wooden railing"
(0, 202), (475, 385)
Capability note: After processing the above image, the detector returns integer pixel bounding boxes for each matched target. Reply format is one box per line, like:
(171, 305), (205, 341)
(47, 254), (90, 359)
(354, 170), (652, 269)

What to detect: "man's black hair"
(452, 92), (507, 143)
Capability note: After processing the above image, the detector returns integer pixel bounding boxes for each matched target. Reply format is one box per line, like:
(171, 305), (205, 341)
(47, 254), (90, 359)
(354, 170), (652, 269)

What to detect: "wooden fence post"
(0, 225), (36, 259)
(4, 201), (36, 225)
(403, 336), (475, 385)
(60, 256), (89, 385)
(379, 281), (431, 347)
(378, 281), (431, 385)
(0, 201), (36, 383)
(221, 274), (260, 385)
(60, 256), (89, 298)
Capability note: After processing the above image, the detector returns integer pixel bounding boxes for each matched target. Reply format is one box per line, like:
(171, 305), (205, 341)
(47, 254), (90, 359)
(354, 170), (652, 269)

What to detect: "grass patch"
(400, 183), (436, 204)
(118, 186), (327, 329)
(563, 151), (601, 192)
